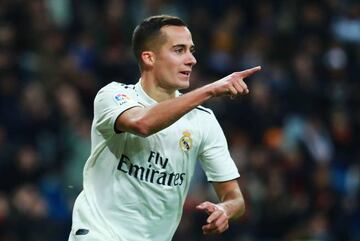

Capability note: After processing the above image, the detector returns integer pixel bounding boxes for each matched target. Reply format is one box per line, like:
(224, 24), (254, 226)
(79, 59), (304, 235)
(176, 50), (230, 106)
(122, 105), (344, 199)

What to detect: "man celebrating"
(69, 15), (261, 241)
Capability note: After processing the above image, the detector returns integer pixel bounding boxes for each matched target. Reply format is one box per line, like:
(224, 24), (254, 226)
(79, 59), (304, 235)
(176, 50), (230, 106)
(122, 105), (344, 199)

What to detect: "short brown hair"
(132, 15), (187, 69)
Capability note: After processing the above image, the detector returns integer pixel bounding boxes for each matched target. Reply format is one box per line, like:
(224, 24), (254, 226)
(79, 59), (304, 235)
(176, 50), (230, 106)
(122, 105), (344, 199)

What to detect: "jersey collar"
(135, 79), (158, 105)
(135, 79), (181, 105)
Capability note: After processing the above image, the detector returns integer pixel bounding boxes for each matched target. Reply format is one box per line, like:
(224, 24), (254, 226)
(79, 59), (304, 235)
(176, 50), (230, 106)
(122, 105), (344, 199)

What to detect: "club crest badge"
(179, 130), (192, 151)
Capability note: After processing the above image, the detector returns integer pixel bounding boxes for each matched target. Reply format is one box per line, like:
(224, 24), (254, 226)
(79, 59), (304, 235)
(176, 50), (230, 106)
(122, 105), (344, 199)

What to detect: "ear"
(141, 51), (155, 67)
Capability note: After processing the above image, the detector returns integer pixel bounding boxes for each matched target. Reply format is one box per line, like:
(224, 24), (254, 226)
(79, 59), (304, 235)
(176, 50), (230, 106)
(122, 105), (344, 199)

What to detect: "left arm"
(196, 179), (245, 235)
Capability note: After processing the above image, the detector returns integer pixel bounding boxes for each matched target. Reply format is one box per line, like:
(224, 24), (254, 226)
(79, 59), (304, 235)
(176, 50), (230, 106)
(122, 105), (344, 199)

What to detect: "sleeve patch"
(114, 93), (131, 105)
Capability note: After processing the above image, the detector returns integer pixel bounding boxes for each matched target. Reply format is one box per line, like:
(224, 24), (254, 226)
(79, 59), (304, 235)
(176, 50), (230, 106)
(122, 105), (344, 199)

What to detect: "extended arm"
(196, 180), (245, 235)
(116, 66), (261, 137)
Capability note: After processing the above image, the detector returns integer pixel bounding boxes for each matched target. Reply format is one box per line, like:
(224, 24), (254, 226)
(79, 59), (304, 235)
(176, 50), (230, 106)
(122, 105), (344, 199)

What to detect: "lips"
(179, 71), (191, 77)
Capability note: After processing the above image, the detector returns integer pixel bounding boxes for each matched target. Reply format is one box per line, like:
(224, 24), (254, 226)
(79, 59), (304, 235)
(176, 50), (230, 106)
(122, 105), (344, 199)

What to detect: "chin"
(177, 80), (190, 90)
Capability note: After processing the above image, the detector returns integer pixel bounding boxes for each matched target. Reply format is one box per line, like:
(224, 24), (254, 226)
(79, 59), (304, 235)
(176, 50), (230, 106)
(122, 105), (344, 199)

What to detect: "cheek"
(155, 54), (180, 75)
(160, 60), (178, 74)
(161, 53), (180, 66)
(154, 63), (173, 80)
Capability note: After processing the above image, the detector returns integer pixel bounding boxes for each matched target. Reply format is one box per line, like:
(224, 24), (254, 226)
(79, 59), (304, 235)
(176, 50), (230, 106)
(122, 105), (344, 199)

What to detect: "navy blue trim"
(195, 106), (211, 114)
(75, 229), (89, 235)
(209, 177), (240, 183)
(137, 102), (145, 107)
(114, 106), (142, 134)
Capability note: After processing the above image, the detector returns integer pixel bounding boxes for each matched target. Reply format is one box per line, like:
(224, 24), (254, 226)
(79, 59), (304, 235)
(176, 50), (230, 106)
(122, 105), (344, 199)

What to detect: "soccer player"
(68, 15), (261, 241)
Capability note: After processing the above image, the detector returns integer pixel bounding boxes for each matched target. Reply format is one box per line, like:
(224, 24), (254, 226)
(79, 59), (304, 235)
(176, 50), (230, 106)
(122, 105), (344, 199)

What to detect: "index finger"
(237, 66), (261, 78)
(196, 203), (216, 214)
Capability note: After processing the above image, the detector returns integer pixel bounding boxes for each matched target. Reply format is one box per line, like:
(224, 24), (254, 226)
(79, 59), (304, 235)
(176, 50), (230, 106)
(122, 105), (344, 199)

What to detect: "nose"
(185, 52), (197, 67)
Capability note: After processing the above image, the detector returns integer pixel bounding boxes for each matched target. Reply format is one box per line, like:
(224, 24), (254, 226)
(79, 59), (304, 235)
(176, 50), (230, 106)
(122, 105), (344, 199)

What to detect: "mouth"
(179, 71), (191, 78)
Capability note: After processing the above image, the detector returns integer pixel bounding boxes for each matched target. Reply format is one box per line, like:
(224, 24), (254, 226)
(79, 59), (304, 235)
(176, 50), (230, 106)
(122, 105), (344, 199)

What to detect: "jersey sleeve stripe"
(195, 106), (211, 114)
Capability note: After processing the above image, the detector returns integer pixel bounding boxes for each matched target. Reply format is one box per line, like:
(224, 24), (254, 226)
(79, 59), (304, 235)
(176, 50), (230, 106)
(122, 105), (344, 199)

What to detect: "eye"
(174, 48), (184, 54)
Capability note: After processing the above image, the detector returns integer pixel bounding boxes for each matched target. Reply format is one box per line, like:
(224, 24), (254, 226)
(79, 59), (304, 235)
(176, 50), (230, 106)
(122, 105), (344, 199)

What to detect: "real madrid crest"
(179, 130), (192, 151)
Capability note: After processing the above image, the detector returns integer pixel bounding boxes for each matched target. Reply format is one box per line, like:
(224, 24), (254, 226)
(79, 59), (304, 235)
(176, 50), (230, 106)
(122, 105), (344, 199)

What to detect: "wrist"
(216, 203), (230, 218)
(200, 83), (217, 98)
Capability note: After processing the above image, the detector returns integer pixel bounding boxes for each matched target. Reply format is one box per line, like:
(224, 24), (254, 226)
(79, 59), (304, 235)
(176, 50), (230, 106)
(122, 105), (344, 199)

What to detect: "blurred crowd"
(0, 0), (359, 240)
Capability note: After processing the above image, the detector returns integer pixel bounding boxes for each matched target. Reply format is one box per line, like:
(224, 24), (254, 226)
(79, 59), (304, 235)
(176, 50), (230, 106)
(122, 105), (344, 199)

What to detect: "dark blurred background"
(0, 0), (359, 240)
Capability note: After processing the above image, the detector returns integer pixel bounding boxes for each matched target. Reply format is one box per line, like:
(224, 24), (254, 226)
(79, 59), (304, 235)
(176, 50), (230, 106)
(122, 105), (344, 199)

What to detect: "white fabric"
(69, 81), (240, 241)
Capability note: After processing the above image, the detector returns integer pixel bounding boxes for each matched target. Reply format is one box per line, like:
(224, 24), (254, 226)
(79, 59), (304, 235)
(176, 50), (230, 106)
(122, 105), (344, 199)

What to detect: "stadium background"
(0, 0), (359, 240)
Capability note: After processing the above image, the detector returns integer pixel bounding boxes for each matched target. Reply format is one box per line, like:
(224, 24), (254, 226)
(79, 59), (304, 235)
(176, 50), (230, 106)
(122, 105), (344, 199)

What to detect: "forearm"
(217, 189), (245, 220)
(212, 181), (245, 220)
(124, 84), (214, 136)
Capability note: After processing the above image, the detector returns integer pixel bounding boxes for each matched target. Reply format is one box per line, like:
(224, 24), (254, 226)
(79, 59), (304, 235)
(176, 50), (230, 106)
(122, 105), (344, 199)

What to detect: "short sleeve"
(198, 110), (240, 182)
(94, 84), (142, 136)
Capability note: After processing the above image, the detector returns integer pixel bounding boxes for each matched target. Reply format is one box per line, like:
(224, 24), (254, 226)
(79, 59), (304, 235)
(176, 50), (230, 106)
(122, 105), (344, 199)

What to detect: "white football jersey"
(70, 80), (240, 241)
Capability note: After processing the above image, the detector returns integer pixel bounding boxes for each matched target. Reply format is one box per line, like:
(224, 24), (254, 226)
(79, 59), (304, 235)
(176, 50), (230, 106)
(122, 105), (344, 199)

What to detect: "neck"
(140, 73), (176, 102)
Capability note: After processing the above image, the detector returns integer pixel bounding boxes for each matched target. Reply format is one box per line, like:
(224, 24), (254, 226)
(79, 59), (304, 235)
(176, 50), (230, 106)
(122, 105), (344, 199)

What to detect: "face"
(151, 25), (197, 91)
